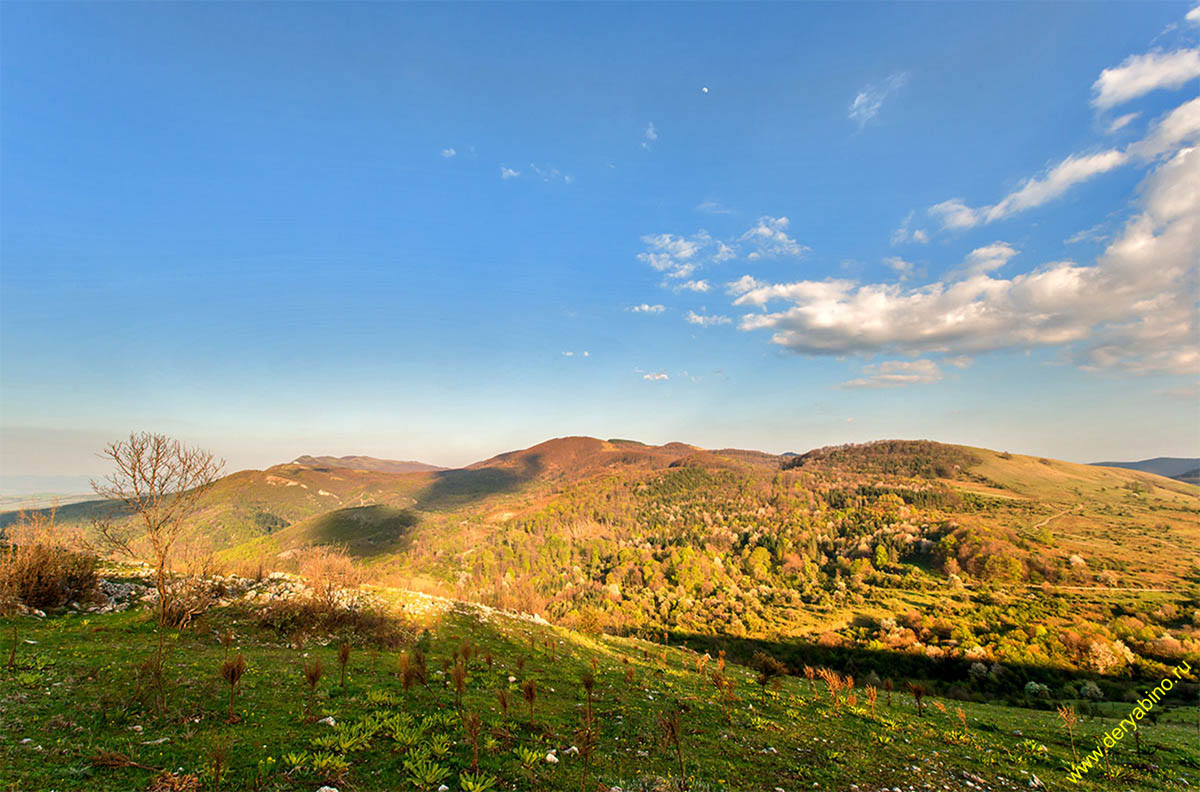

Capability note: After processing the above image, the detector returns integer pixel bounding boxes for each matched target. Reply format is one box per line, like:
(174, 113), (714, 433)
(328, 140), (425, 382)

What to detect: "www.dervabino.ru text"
(1067, 660), (1193, 783)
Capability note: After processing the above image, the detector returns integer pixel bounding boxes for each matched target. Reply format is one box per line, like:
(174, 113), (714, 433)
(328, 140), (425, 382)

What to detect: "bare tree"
(92, 432), (223, 625)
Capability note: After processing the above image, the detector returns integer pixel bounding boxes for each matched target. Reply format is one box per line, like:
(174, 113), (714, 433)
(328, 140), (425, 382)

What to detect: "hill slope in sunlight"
(5, 437), (1198, 690)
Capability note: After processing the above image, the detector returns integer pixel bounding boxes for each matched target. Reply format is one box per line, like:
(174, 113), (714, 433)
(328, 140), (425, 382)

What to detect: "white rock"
(545, 752), (559, 764)
(437, 786), (449, 792)
(317, 716), (336, 727)
(316, 787), (339, 792)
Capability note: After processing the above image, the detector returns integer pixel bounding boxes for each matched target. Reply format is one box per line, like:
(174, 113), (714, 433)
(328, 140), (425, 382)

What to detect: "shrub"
(0, 510), (97, 611)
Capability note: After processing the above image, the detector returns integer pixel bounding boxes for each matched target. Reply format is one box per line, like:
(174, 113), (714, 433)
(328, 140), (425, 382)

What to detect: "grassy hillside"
(7, 437), (1199, 701)
(2, 588), (1197, 792)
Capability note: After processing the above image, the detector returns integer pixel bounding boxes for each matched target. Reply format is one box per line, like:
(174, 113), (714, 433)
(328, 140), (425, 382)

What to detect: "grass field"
(3, 587), (1198, 792)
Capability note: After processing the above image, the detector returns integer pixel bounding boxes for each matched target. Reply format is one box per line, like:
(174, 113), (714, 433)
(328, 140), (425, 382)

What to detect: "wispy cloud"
(642, 371), (669, 382)
(561, 350), (590, 358)
(1065, 223), (1108, 245)
(1091, 48), (1200, 109)
(676, 280), (710, 293)
(629, 303), (666, 313)
(1107, 112), (1141, 133)
(695, 200), (733, 215)
(440, 147), (457, 158)
(500, 165), (520, 180)
(882, 256), (914, 280)
(641, 122), (658, 150)
(528, 163), (573, 183)
(848, 71), (909, 128)
(842, 359), (943, 388)
(891, 211), (929, 245)
(930, 150), (1129, 229)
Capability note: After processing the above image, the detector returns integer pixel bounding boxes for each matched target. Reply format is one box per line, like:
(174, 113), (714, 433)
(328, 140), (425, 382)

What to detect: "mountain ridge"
(291, 454), (447, 473)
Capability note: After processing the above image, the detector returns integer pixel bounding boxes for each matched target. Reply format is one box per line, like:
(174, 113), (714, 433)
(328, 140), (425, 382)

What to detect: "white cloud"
(1092, 48), (1200, 109)
(962, 242), (1019, 275)
(1107, 113), (1141, 133)
(734, 142), (1199, 375)
(685, 310), (732, 327)
(932, 151), (1129, 229)
(923, 48), (1200, 233)
(740, 216), (806, 259)
(1065, 223), (1108, 245)
(696, 200), (733, 215)
(1129, 97), (1200, 160)
(630, 303), (666, 313)
(726, 275), (763, 295)
(642, 122), (658, 150)
(891, 211), (930, 245)
(440, 148), (456, 158)
(842, 359), (943, 389)
(642, 371), (669, 381)
(882, 256), (914, 279)
(527, 163), (572, 183)
(638, 231), (711, 279)
(989, 151), (1128, 220)
(638, 218), (806, 287)
(500, 166), (520, 179)
(1188, 5), (1200, 25)
(849, 71), (909, 128)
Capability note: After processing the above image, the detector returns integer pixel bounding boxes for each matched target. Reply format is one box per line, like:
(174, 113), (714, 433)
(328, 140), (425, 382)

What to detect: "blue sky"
(2, 1), (1198, 477)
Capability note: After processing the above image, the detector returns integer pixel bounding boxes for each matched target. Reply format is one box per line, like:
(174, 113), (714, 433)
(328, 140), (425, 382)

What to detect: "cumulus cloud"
(500, 166), (520, 179)
(637, 217), (803, 285)
(734, 141), (1200, 375)
(842, 359), (943, 388)
(962, 242), (1019, 275)
(1092, 48), (1200, 109)
(1189, 5), (1200, 25)
(629, 303), (666, 313)
(638, 231), (712, 279)
(684, 310), (732, 327)
(642, 371), (669, 381)
(440, 147), (456, 158)
(849, 71), (909, 128)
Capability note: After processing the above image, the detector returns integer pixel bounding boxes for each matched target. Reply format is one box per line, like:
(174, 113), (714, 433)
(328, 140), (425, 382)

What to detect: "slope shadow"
(0, 497), (124, 530)
(665, 630), (1195, 707)
(307, 504), (420, 558)
(415, 454), (545, 511)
